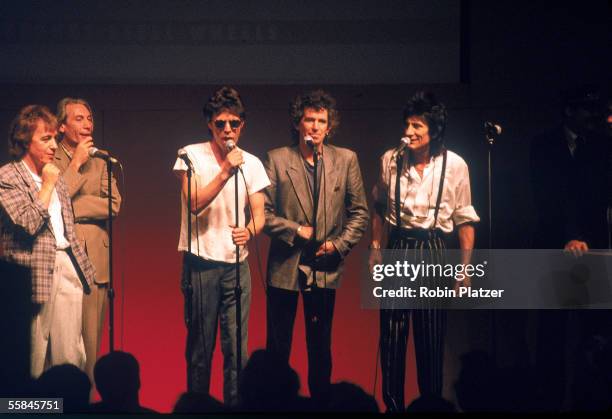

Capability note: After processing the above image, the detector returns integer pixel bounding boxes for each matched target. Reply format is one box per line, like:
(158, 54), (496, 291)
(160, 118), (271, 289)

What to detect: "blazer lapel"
(57, 180), (74, 239)
(54, 144), (70, 168)
(14, 161), (56, 237)
(14, 161), (40, 199)
(286, 146), (314, 225)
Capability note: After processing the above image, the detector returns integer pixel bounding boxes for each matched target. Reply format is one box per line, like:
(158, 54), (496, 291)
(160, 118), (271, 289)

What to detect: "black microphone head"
(225, 140), (236, 151)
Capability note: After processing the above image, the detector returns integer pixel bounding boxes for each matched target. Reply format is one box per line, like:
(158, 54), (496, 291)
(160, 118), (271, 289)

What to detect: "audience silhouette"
(89, 351), (157, 413)
(36, 364), (90, 413)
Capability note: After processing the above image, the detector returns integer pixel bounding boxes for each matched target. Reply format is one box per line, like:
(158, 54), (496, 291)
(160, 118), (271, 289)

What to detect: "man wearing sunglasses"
(173, 87), (270, 407)
(262, 90), (369, 406)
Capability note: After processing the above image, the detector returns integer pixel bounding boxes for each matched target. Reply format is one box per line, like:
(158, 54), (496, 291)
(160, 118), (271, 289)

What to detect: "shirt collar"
(60, 142), (74, 159)
(21, 160), (42, 183)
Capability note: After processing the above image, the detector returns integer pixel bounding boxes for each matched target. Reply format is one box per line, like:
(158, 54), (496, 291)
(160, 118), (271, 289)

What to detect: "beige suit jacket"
(54, 145), (121, 284)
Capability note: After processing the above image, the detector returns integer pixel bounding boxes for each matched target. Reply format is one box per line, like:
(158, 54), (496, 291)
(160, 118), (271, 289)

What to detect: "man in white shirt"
(173, 87), (270, 407)
(0, 105), (95, 378)
(369, 91), (479, 412)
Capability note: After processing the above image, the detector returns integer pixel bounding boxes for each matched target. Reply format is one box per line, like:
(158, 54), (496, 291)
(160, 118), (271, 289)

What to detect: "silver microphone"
(303, 135), (315, 149)
(88, 147), (118, 164)
(485, 121), (502, 135)
(397, 137), (410, 155)
(225, 140), (236, 152)
(177, 148), (193, 170)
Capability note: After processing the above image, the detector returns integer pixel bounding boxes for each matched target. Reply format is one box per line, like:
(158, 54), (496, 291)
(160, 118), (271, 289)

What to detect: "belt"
(56, 247), (91, 294)
(75, 219), (107, 227)
(390, 227), (446, 242)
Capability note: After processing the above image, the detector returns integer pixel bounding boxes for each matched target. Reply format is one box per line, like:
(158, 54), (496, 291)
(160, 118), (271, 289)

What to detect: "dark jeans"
(266, 285), (336, 402)
(182, 253), (251, 407)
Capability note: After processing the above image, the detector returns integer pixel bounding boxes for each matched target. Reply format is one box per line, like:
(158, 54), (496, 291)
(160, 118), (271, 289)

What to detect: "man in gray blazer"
(263, 90), (368, 404)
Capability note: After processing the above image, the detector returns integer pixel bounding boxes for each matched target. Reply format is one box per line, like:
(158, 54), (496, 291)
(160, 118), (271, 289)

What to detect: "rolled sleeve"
(452, 160), (480, 226)
(452, 204), (480, 226)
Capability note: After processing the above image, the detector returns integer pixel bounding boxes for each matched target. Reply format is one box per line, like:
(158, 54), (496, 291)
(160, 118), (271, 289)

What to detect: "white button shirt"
(373, 148), (480, 233)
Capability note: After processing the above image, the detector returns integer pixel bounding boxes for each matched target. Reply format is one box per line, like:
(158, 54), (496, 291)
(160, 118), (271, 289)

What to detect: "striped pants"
(379, 229), (447, 412)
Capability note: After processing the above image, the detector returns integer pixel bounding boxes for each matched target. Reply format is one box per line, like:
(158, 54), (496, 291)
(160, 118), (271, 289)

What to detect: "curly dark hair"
(290, 89), (339, 143)
(402, 91), (447, 156)
(202, 86), (246, 122)
(8, 105), (57, 160)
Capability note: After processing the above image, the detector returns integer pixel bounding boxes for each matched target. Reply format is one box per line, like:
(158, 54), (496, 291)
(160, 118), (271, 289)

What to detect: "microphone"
(397, 136), (410, 155)
(225, 140), (236, 152)
(304, 135), (323, 156)
(177, 148), (193, 170)
(485, 121), (502, 136)
(89, 147), (118, 164)
(304, 135), (315, 149)
(224, 140), (243, 174)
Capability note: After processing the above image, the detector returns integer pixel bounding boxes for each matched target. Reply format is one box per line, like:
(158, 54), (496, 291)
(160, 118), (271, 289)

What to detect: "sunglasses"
(213, 119), (242, 130)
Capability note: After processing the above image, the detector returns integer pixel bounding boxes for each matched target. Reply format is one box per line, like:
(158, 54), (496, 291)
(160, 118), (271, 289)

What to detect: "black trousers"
(379, 229), (447, 412)
(266, 284), (336, 402)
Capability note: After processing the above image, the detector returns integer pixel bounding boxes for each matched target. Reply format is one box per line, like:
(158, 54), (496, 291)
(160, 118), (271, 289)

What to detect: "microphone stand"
(485, 125), (500, 362)
(486, 129), (496, 250)
(185, 159), (194, 390)
(106, 160), (115, 352)
(312, 147), (319, 291)
(233, 167), (243, 386)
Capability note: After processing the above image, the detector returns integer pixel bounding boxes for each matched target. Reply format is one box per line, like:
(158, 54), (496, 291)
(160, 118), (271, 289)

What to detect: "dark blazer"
(530, 126), (610, 249)
(0, 161), (95, 303)
(263, 144), (369, 290)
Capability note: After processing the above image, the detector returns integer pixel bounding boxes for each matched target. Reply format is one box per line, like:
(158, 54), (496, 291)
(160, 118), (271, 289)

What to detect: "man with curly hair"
(263, 90), (369, 405)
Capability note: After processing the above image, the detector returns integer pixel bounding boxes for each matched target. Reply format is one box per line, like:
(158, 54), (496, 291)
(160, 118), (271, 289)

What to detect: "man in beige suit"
(53, 98), (121, 384)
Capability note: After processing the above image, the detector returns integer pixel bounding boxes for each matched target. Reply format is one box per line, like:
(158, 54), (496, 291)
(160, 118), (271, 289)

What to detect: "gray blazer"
(263, 144), (369, 290)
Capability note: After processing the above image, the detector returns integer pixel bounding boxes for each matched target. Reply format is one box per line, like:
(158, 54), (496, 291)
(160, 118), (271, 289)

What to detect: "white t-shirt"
(173, 141), (270, 263)
(23, 161), (70, 249)
(373, 148), (480, 233)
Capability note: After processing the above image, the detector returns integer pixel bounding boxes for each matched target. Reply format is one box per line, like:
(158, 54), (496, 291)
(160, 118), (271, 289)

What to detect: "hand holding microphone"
(222, 140), (244, 176)
(71, 137), (94, 170)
